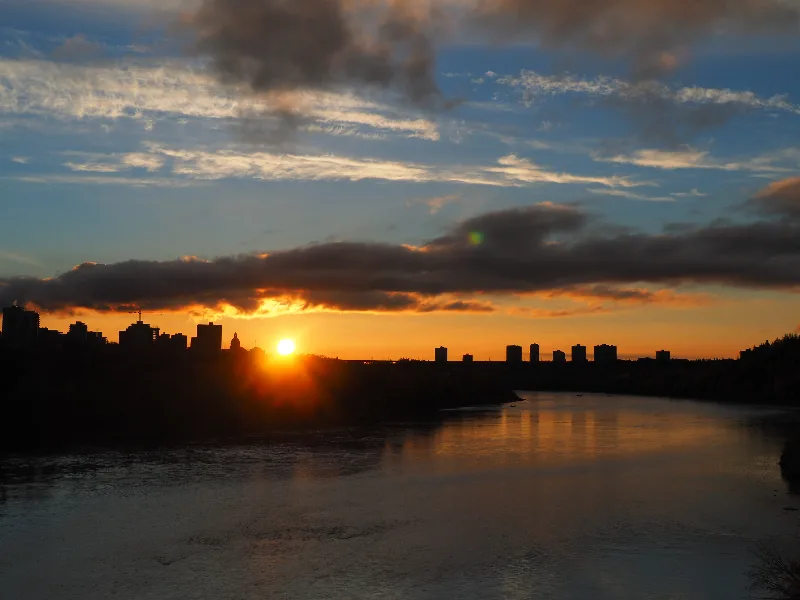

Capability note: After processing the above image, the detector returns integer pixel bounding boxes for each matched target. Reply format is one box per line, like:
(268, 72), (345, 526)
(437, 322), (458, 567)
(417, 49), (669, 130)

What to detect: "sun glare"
(277, 338), (296, 356)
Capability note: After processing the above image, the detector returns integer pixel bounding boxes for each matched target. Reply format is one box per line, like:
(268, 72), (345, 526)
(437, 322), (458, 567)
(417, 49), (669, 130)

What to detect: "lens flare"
(277, 338), (296, 356)
(468, 231), (484, 246)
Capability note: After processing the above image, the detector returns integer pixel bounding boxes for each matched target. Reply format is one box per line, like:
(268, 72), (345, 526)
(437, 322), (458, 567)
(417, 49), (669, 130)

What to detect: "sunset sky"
(1, 0), (799, 359)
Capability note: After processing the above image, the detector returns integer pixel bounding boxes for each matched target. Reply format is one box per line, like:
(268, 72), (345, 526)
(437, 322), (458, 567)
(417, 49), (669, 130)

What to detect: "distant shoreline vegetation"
(0, 333), (798, 453)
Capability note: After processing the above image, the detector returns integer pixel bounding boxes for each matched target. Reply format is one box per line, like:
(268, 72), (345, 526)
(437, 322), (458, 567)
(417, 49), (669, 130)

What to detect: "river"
(1, 392), (799, 600)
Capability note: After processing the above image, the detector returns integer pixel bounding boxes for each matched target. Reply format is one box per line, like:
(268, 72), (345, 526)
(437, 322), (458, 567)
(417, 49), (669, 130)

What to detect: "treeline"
(0, 349), (517, 451)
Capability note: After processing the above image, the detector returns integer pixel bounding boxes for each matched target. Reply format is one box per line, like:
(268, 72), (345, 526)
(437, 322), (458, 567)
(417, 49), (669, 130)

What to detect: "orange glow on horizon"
(31, 289), (800, 362)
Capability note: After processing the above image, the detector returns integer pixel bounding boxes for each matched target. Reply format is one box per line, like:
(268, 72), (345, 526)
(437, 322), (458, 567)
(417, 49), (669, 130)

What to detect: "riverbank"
(0, 351), (519, 452)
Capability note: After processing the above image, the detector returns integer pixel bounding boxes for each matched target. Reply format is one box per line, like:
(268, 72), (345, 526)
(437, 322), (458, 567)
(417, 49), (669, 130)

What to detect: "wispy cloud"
(670, 188), (706, 198)
(11, 156), (30, 164)
(62, 151), (165, 173)
(63, 145), (643, 189)
(0, 58), (440, 140)
(410, 193), (461, 214)
(597, 147), (799, 173)
(46, 0), (195, 8)
(498, 70), (800, 116)
(9, 174), (200, 187)
(488, 154), (642, 188)
(586, 188), (673, 202)
(64, 162), (125, 173)
(0, 249), (42, 268)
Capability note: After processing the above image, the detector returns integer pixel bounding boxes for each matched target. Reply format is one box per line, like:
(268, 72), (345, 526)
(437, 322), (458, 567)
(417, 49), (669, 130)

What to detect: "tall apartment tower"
(553, 350), (567, 363)
(435, 346), (448, 363)
(119, 318), (159, 351)
(192, 322), (223, 355)
(571, 344), (588, 362)
(506, 345), (523, 363)
(1, 305), (40, 349)
(530, 343), (540, 363)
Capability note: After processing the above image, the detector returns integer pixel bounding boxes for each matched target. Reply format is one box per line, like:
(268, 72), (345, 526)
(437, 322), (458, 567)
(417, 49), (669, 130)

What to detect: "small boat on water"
(509, 404), (517, 407)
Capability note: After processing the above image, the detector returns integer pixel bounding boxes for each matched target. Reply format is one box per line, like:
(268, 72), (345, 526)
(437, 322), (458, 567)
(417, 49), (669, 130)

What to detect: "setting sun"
(277, 338), (296, 356)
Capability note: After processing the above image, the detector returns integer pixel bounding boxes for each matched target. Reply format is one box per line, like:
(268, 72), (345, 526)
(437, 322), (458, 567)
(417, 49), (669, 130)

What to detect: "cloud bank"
(2, 179), (799, 314)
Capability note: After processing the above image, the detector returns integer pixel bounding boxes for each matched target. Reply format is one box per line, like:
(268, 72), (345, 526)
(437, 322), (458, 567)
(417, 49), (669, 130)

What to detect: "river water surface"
(2, 392), (799, 600)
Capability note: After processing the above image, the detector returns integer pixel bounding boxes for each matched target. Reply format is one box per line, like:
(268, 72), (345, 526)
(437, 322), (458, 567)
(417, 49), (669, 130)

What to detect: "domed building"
(230, 332), (242, 352)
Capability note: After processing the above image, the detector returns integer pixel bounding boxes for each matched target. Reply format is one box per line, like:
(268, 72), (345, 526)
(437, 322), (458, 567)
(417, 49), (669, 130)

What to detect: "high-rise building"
(530, 343), (540, 363)
(553, 350), (566, 363)
(656, 350), (671, 362)
(67, 321), (89, 343)
(119, 318), (159, 351)
(571, 344), (587, 363)
(1, 305), (40, 349)
(594, 344), (618, 364)
(435, 346), (448, 363)
(506, 345), (523, 363)
(171, 333), (188, 351)
(192, 322), (223, 355)
(462, 354), (474, 363)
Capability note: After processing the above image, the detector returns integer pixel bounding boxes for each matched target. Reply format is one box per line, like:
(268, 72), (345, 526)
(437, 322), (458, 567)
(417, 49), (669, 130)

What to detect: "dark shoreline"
(2, 333), (799, 453)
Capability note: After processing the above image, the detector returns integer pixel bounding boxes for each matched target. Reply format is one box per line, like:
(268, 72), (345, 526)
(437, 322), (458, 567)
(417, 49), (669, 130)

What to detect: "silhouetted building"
(87, 331), (106, 345)
(230, 332), (242, 352)
(155, 332), (186, 352)
(571, 344), (587, 363)
(171, 333), (188, 351)
(594, 344), (618, 364)
(2, 305), (40, 349)
(192, 322), (223, 356)
(553, 350), (566, 363)
(506, 345), (523, 363)
(656, 350), (671, 362)
(530, 343), (540, 363)
(119, 319), (159, 352)
(37, 327), (65, 349)
(462, 354), (473, 363)
(67, 321), (89, 343)
(435, 346), (448, 363)
(66, 321), (105, 346)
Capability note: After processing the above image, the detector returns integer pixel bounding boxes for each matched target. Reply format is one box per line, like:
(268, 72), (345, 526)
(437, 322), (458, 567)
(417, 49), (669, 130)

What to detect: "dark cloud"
(550, 285), (702, 304)
(749, 177), (800, 220)
(3, 180), (800, 314)
(474, 0), (800, 76)
(187, 0), (442, 104)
